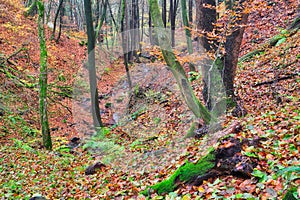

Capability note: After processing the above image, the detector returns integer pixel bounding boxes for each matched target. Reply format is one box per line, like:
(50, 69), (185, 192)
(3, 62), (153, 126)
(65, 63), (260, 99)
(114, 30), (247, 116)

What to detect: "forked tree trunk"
(196, 0), (248, 112)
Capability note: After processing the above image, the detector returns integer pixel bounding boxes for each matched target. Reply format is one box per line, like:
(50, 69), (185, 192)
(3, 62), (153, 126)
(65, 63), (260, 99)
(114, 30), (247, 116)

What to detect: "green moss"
(149, 147), (216, 195)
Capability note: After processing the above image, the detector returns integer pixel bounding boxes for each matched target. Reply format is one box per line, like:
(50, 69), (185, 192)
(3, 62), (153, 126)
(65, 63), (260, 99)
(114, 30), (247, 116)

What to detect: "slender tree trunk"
(141, 0), (145, 46)
(162, 0), (167, 27)
(37, 0), (52, 150)
(46, 0), (53, 23)
(51, 0), (64, 40)
(121, 0), (133, 91)
(83, 0), (103, 128)
(94, 0), (101, 30)
(181, 0), (193, 54)
(169, 0), (174, 47)
(56, 1), (64, 43)
(95, 0), (108, 43)
(188, 0), (192, 23)
(149, 5), (153, 45)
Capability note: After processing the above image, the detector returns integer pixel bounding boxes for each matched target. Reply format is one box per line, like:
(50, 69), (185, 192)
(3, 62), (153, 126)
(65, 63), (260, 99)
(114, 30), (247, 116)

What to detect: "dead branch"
(252, 72), (299, 87)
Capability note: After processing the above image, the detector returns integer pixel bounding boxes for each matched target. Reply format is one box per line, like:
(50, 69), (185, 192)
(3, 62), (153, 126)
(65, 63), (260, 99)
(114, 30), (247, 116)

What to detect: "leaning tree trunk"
(37, 0), (52, 150)
(83, 0), (103, 128)
(149, 0), (213, 124)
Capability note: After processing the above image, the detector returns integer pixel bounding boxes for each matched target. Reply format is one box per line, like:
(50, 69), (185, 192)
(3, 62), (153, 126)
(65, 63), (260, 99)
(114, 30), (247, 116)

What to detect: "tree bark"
(37, 0), (52, 150)
(149, 0), (213, 124)
(83, 0), (103, 128)
(51, 0), (64, 40)
(121, 0), (133, 91)
(222, 2), (249, 102)
(162, 0), (167, 27)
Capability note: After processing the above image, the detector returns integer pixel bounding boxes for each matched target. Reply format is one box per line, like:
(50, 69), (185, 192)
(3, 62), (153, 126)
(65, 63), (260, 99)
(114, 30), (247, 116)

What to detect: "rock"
(67, 137), (80, 149)
(85, 162), (106, 175)
(29, 194), (46, 200)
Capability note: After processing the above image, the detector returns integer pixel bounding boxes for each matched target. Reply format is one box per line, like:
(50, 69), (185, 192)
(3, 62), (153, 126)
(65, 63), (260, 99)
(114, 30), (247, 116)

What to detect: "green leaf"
(252, 169), (268, 182)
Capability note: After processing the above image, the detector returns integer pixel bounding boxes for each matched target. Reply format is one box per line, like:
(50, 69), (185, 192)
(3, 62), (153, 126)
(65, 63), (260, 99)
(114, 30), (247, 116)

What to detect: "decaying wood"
(143, 122), (265, 195)
(85, 162), (106, 175)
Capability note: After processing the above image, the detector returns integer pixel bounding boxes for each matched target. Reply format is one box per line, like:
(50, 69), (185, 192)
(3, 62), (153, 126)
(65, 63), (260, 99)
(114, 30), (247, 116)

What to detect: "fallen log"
(142, 126), (264, 195)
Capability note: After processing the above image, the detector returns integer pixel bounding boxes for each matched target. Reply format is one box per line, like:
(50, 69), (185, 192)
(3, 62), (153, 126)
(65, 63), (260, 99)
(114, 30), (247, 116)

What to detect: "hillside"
(0, 0), (299, 199)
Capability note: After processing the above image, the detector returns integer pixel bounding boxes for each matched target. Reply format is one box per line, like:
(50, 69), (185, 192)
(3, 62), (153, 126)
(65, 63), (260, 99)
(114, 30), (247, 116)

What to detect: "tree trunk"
(83, 0), (103, 128)
(149, 6), (153, 45)
(24, 0), (38, 17)
(196, 0), (218, 110)
(181, 0), (195, 71)
(37, 0), (52, 150)
(188, 0), (192, 23)
(51, 0), (64, 40)
(95, 0), (108, 43)
(56, 1), (65, 43)
(169, 0), (178, 47)
(149, 0), (213, 124)
(162, 0), (167, 27)
(121, 0), (133, 91)
(222, 2), (249, 103)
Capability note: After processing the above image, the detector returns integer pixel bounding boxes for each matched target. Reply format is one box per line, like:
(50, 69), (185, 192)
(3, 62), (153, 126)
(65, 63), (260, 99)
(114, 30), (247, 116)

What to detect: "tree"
(24, 0), (38, 17)
(196, 0), (249, 115)
(83, 0), (103, 128)
(181, 0), (193, 54)
(149, 0), (213, 125)
(37, 0), (52, 150)
(121, 0), (133, 91)
(50, 0), (64, 41)
(181, 0), (195, 71)
(169, 0), (179, 47)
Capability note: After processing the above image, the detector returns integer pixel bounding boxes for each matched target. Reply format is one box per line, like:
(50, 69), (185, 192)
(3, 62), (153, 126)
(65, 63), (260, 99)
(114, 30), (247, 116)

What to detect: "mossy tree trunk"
(83, 0), (103, 128)
(143, 132), (260, 195)
(149, 0), (213, 124)
(37, 0), (52, 150)
(144, 148), (216, 195)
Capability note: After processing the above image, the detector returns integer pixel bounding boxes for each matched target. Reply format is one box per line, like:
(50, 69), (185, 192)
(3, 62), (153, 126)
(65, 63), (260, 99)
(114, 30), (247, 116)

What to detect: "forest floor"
(0, 0), (299, 199)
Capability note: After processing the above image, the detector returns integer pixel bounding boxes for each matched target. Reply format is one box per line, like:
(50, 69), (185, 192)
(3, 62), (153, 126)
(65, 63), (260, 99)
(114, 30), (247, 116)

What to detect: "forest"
(0, 0), (299, 199)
